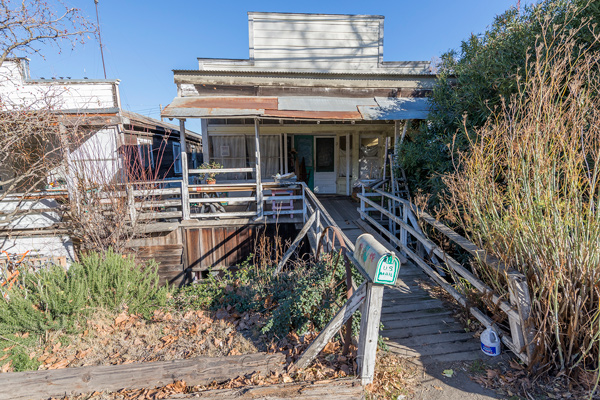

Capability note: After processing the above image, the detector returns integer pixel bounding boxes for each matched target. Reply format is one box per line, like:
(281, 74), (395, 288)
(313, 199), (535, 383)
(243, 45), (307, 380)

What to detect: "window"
(209, 135), (281, 180)
(359, 137), (381, 180)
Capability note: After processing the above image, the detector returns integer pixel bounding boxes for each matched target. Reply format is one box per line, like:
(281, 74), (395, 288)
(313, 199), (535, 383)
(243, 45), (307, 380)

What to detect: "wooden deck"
(319, 196), (484, 364)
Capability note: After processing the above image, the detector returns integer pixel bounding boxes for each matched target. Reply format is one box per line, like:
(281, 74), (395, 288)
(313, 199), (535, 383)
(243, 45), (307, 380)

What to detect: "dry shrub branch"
(445, 10), (600, 375)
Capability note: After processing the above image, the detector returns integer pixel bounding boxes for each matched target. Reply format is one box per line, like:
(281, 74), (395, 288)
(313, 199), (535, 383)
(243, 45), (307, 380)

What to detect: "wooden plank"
(201, 228), (214, 269)
(386, 339), (479, 358)
(273, 212), (316, 276)
(213, 227), (227, 267)
(381, 312), (455, 330)
(383, 322), (466, 340)
(295, 282), (367, 370)
(357, 282), (384, 385)
(177, 379), (364, 399)
(385, 332), (476, 348)
(0, 353), (285, 400)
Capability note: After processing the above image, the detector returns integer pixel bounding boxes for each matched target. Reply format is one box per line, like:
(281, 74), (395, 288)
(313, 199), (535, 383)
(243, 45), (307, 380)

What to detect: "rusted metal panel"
(179, 96), (277, 109)
(161, 95), (428, 121)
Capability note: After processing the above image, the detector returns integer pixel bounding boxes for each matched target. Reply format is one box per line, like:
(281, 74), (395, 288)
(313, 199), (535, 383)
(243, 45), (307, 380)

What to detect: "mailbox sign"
(374, 254), (400, 285)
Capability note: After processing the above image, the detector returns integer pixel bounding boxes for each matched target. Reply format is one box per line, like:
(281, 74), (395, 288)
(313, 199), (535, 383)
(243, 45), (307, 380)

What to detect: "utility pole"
(94, 0), (107, 79)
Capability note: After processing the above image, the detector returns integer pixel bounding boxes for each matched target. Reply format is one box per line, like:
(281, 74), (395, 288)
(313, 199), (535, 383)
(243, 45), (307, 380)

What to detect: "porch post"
(284, 133), (289, 174)
(394, 120), (400, 147)
(179, 119), (190, 220)
(254, 118), (263, 218)
(400, 120), (410, 145)
(346, 133), (350, 196)
(201, 119), (209, 164)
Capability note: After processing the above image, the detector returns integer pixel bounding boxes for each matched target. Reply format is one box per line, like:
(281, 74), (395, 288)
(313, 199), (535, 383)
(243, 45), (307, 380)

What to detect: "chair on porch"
(270, 189), (294, 219)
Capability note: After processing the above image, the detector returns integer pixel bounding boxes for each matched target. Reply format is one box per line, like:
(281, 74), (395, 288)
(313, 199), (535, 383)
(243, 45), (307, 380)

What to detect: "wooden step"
(382, 322), (466, 340)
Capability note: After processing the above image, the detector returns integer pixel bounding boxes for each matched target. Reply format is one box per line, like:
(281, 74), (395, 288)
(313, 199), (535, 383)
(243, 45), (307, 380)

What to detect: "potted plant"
(200, 161), (223, 184)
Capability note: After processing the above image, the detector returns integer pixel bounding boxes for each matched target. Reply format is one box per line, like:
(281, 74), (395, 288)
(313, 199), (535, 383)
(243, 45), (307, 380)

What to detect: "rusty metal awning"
(161, 96), (429, 121)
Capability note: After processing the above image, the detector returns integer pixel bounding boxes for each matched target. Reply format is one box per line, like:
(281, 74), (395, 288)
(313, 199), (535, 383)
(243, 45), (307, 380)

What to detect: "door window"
(315, 137), (335, 172)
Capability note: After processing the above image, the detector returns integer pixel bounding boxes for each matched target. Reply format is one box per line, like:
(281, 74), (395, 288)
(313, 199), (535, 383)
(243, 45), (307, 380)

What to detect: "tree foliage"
(397, 0), (600, 204)
(0, 0), (94, 67)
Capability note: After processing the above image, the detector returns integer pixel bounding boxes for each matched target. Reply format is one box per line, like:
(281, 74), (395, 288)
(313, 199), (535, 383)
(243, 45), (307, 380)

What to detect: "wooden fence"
(357, 185), (534, 364)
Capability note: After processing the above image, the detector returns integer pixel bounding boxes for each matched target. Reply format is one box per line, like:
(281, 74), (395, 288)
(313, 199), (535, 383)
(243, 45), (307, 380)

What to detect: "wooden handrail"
(358, 187), (534, 364)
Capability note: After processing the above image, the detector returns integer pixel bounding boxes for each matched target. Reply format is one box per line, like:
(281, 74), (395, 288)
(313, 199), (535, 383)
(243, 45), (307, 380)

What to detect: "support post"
(507, 271), (534, 362)
(201, 119), (209, 164)
(400, 202), (408, 256)
(284, 133), (288, 174)
(400, 120), (409, 145)
(179, 119), (190, 220)
(315, 209), (321, 252)
(127, 184), (137, 223)
(279, 133), (284, 174)
(346, 133), (351, 197)
(254, 119), (263, 218)
(360, 185), (366, 220)
(394, 120), (400, 147)
(302, 185), (307, 223)
(357, 282), (384, 385)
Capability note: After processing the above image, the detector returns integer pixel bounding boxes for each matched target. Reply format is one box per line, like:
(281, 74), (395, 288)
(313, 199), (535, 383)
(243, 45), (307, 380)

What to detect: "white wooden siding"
(249, 13), (383, 72)
(0, 60), (118, 111)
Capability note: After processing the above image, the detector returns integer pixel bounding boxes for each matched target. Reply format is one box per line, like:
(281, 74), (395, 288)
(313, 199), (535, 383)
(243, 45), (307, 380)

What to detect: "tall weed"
(445, 13), (600, 374)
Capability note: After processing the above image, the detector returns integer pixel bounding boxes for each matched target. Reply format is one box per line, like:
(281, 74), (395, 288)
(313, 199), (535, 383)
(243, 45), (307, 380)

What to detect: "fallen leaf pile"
(471, 359), (587, 399)
(364, 352), (419, 399)
(34, 308), (259, 372)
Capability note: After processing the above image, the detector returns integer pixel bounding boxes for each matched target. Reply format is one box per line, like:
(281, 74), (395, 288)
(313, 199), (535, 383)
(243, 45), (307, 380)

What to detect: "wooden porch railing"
(357, 185), (534, 364)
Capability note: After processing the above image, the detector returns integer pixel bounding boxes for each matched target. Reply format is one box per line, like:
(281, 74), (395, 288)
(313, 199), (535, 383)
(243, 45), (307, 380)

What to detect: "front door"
(314, 136), (336, 194)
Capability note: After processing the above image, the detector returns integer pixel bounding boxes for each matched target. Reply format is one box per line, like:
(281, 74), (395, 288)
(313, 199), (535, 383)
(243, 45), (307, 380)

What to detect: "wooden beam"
(273, 212), (316, 276)
(294, 282), (367, 370)
(176, 379), (364, 399)
(201, 119), (209, 163)
(357, 282), (384, 385)
(254, 118), (263, 218)
(0, 353), (284, 400)
(179, 119), (191, 220)
(346, 133), (351, 196)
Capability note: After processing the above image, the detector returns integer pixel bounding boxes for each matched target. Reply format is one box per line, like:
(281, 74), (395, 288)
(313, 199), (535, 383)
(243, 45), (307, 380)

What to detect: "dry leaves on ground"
(34, 308), (259, 372)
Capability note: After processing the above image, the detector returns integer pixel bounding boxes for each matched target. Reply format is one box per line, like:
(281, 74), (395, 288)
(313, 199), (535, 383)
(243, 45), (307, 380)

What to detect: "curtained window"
(210, 135), (281, 180)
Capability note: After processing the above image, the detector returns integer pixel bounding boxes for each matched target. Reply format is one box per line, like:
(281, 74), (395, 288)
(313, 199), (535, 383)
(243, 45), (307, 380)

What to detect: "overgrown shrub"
(0, 249), (168, 335)
(398, 0), (600, 205)
(444, 15), (600, 375)
(174, 252), (362, 339)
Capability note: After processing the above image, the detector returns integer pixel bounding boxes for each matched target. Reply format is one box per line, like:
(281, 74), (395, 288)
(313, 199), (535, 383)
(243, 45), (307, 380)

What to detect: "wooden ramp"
(319, 196), (484, 364)
(381, 263), (484, 363)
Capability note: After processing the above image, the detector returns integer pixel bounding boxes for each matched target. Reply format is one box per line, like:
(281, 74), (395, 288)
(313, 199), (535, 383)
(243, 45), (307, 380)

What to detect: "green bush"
(397, 0), (600, 205)
(0, 249), (169, 335)
(174, 253), (363, 339)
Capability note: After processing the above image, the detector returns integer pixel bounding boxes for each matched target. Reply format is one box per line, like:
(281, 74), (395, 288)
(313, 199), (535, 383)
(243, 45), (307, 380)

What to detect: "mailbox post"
(354, 234), (401, 385)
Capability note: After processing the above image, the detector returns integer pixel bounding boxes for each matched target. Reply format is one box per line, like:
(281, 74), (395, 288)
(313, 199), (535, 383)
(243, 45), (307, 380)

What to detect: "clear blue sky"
(27, 0), (535, 132)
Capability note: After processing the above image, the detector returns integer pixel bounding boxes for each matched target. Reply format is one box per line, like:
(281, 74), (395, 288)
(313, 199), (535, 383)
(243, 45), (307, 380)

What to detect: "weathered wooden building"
(0, 59), (201, 262)
(163, 12), (435, 194)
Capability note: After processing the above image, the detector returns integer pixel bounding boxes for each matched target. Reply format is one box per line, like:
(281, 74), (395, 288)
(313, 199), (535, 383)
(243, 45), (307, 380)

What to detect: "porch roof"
(161, 96), (429, 121)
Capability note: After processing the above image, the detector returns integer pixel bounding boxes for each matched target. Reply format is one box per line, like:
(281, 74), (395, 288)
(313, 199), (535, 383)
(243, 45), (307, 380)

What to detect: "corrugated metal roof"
(359, 97), (430, 120)
(278, 96), (376, 112)
(161, 95), (429, 121)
